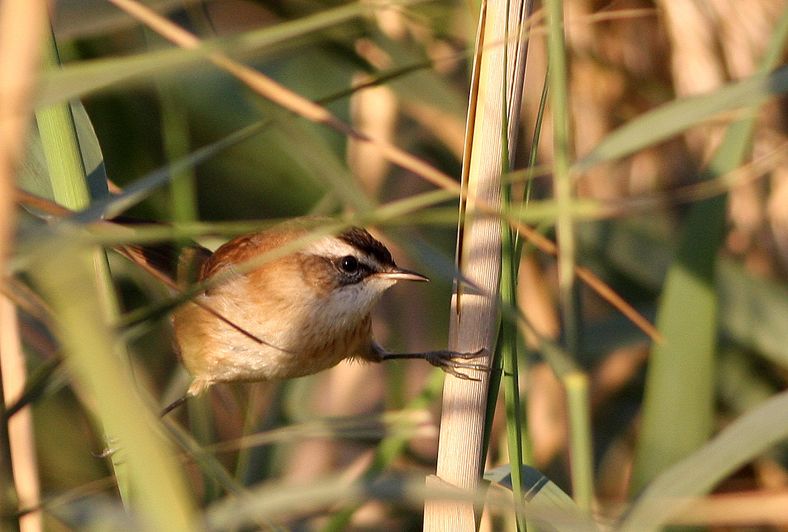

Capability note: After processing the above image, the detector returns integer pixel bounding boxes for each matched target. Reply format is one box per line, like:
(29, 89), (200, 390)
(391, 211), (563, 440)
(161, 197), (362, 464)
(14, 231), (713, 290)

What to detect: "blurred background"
(6, 0), (788, 529)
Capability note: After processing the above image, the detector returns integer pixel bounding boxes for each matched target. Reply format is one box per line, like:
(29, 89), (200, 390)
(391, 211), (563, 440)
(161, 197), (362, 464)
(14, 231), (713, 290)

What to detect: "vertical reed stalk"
(545, 0), (594, 510)
(0, 1), (48, 530)
(0, 364), (19, 532)
(545, 0), (576, 357)
(424, 0), (531, 528)
(1, 298), (43, 532)
(564, 372), (592, 512)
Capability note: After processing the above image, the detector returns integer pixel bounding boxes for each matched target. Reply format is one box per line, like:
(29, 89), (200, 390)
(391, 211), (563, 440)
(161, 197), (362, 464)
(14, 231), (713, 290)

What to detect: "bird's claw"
(427, 348), (489, 381)
(93, 436), (120, 459)
(93, 447), (117, 459)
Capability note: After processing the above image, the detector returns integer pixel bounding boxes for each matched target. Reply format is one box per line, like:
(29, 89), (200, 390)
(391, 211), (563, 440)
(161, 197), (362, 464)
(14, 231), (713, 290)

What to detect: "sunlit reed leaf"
(577, 66), (788, 170)
(20, 101), (108, 204)
(620, 389), (788, 532)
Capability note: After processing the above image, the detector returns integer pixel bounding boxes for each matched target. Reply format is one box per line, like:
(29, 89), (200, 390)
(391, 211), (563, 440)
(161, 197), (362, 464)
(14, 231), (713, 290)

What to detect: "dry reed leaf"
(674, 489), (788, 527)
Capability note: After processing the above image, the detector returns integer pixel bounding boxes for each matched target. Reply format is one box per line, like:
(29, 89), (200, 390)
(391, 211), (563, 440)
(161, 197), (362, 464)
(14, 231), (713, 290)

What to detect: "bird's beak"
(379, 268), (429, 282)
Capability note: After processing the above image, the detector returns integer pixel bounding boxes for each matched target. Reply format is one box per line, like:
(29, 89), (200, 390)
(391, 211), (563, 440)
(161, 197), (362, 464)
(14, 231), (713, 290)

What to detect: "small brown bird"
(165, 219), (485, 410)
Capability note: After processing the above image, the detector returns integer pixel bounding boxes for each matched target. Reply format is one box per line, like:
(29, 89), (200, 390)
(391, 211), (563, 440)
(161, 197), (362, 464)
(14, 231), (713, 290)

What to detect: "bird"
(157, 218), (485, 414)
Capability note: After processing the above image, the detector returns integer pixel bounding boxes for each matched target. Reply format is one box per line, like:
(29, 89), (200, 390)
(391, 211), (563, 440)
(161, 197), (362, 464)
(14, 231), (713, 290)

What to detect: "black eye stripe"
(337, 227), (394, 268)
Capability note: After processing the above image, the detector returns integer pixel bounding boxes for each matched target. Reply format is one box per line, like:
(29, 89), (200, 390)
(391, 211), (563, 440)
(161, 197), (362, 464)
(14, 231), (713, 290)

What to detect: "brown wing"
(120, 240), (211, 289)
(200, 226), (297, 280)
(110, 216), (212, 288)
(198, 216), (339, 280)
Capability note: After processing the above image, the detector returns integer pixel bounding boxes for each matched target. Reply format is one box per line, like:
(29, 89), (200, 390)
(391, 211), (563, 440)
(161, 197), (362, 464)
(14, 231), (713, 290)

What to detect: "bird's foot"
(424, 348), (489, 381)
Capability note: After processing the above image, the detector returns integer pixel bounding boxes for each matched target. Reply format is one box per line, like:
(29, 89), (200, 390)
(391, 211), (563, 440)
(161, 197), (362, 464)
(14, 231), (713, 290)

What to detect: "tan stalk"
(0, 298), (42, 532)
(423, 0), (533, 528)
(0, 1), (48, 531)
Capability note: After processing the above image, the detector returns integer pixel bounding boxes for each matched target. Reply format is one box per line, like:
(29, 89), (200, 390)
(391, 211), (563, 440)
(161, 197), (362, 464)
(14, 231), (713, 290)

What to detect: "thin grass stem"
(545, 0), (594, 510)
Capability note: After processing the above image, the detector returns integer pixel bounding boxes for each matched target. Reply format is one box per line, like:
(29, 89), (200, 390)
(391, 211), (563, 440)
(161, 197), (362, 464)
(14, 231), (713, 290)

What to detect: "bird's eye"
(339, 255), (359, 273)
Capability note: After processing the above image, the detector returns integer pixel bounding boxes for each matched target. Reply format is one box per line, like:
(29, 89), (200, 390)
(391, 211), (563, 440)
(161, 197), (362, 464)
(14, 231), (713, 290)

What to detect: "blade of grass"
(35, 29), (91, 209)
(34, 24), (139, 506)
(500, 218), (527, 531)
(546, 0), (577, 356)
(576, 65), (788, 171)
(563, 372), (592, 512)
(630, 7), (788, 493)
(18, 100), (108, 202)
(493, 1), (536, 527)
(28, 240), (197, 530)
(159, 85), (198, 224)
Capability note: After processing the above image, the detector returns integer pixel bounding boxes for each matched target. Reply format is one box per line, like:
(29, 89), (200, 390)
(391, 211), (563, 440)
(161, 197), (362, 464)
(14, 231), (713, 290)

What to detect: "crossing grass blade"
(37, 0), (427, 107)
(576, 66), (788, 171)
(621, 389), (788, 531)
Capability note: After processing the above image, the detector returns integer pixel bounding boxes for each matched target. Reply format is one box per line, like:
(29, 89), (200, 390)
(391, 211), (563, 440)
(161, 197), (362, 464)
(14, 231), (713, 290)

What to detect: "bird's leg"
(372, 343), (489, 380)
(160, 394), (189, 417)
